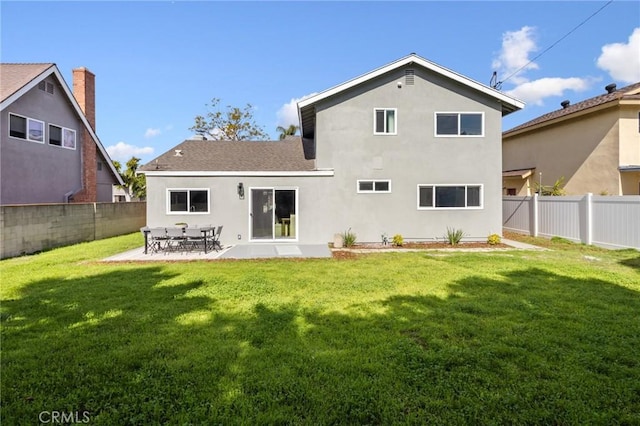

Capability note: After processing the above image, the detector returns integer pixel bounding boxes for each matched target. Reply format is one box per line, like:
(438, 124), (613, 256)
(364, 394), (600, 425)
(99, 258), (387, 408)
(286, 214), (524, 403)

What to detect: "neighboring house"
(502, 82), (640, 196)
(139, 53), (523, 246)
(0, 63), (123, 204)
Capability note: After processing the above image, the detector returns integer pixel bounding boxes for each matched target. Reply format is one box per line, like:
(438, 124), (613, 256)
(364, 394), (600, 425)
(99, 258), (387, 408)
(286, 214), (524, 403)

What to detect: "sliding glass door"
(250, 188), (297, 240)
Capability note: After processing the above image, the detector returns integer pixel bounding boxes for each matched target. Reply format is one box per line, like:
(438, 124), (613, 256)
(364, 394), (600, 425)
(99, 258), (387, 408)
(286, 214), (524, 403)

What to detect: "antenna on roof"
(490, 71), (502, 90)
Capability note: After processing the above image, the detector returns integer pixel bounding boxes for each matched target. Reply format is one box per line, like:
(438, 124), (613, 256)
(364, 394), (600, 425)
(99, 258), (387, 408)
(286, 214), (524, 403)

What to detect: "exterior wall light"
(237, 182), (245, 199)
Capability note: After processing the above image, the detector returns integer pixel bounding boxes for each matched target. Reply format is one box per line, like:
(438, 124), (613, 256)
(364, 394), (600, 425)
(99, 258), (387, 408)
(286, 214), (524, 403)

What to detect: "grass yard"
(1, 233), (639, 424)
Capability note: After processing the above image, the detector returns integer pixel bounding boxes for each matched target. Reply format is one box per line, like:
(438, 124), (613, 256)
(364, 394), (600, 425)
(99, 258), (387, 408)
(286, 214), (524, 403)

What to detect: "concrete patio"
(103, 244), (333, 262)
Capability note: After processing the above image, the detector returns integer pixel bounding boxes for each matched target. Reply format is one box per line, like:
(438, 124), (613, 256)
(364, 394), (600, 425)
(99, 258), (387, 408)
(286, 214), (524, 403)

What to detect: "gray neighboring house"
(0, 63), (123, 205)
(139, 54), (523, 246)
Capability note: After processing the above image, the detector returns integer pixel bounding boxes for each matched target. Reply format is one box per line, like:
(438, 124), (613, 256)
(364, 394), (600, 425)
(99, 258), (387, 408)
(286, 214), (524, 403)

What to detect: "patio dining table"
(141, 226), (215, 254)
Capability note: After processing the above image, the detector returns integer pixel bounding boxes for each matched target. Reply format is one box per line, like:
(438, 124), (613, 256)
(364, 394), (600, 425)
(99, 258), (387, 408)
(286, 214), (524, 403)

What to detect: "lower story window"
(168, 189), (209, 213)
(418, 184), (482, 209)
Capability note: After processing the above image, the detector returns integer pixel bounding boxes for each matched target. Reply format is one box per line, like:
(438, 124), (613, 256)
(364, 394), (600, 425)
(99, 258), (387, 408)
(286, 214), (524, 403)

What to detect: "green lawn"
(1, 234), (639, 424)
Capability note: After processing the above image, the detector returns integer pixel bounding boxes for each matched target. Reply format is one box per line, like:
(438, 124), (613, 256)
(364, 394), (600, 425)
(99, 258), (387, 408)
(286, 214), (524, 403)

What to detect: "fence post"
(531, 194), (539, 237)
(585, 193), (593, 245)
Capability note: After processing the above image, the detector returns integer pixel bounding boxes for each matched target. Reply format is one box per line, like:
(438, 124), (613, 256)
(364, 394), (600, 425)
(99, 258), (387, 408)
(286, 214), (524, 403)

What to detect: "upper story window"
(49, 125), (76, 149)
(168, 189), (210, 214)
(374, 108), (397, 135)
(418, 184), (483, 209)
(357, 180), (391, 193)
(9, 113), (44, 143)
(435, 112), (484, 137)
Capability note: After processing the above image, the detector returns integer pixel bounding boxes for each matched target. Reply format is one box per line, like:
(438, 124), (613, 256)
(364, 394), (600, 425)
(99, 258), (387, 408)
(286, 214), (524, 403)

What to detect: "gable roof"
(298, 53), (525, 139)
(0, 63), (55, 103)
(504, 82), (640, 137)
(139, 136), (321, 175)
(0, 63), (124, 186)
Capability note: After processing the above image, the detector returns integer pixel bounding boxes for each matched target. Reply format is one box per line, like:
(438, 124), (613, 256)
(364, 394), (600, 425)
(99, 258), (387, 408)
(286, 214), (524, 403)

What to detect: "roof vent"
(605, 83), (617, 94)
(174, 150), (183, 157)
(561, 100), (570, 109)
(405, 69), (415, 85)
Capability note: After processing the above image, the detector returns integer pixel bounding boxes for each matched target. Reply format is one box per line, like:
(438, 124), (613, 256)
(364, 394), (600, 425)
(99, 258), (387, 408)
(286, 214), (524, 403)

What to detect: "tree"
(276, 124), (299, 140)
(535, 176), (566, 196)
(114, 157), (146, 200)
(189, 98), (268, 141)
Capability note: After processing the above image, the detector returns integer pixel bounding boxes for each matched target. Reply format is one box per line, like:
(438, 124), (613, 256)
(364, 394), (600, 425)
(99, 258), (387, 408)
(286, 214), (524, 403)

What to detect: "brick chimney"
(71, 67), (97, 202)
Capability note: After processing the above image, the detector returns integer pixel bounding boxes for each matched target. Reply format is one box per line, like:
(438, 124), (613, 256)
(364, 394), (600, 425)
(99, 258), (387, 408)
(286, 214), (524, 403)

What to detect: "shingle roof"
(0, 63), (54, 103)
(504, 82), (640, 135)
(139, 136), (315, 172)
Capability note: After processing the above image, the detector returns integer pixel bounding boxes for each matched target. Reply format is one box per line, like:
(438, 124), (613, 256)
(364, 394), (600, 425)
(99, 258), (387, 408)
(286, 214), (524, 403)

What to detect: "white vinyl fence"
(503, 194), (640, 250)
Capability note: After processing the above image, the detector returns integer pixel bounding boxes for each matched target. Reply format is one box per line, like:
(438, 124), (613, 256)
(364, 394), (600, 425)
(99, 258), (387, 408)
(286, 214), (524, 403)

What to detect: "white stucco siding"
(145, 175), (336, 246)
(311, 66), (505, 242)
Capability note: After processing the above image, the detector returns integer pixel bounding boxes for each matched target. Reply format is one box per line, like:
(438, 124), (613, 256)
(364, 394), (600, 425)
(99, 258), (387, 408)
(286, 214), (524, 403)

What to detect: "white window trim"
(48, 123), (77, 150)
(434, 112), (484, 137)
(8, 113), (45, 144)
(373, 108), (397, 135)
(357, 179), (392, 193)
(166, 188), (210, 214)
(417, 184), (484, 210)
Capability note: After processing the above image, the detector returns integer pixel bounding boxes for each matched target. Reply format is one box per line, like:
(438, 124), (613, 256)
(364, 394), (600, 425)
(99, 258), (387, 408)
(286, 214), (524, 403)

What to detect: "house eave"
(140, 170), (335, 177)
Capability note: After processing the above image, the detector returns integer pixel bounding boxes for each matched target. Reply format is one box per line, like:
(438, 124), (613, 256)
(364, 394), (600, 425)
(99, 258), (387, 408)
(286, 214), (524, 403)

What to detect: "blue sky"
(2, 1), (639, 165)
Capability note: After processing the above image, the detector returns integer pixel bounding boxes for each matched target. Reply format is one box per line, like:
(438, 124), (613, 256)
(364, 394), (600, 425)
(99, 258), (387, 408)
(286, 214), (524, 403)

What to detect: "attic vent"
(174, 150), (183, 157)
(405, 69), (415, 85)
(38, 81), (54, 94)
(561, 100), (570, 109)
(605, 83), (617, 94)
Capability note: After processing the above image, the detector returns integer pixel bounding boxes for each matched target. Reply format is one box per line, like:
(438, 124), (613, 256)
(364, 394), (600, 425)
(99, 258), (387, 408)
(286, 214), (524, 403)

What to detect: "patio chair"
(148, 227), (168, 253)
(165, 227), (187, 252)
(184, 227), (205, 251)
(210, 225), (223, 251)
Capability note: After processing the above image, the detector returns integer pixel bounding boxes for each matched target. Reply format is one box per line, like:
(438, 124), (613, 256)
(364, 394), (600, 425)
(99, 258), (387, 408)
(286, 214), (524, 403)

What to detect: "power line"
(492, 0), (614, 89)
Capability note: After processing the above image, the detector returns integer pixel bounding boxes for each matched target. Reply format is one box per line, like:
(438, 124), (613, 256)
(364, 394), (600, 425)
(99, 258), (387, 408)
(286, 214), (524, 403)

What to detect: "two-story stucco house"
(502, 82), (640, 196)
(140, 54), (523, 246)
(0, 63), (123, 204)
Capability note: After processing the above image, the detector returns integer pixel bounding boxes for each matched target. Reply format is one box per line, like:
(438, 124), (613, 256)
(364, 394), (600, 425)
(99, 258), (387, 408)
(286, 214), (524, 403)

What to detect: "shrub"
(392, 234), (404, 247)
(341, 228), (357, 248)
(445, 227), (465, 245)
(487, 234), (501, 245)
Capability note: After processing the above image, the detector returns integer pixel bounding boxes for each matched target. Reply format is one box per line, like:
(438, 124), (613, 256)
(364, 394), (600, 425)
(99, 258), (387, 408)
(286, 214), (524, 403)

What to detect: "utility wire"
(493, 0), (614, 89)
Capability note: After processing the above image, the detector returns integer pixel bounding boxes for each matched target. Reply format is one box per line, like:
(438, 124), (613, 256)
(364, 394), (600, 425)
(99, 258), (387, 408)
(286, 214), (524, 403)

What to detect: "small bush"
(392, 234), (404, 247)
(445, 227), (465, 245)
(487, 234), (501, 245)
(341, 228), (357, 248)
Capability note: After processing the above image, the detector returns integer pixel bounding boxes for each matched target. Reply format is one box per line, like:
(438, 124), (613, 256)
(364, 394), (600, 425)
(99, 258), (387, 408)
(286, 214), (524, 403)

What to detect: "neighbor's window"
(168, 189), (209, 213)
(63, 128), (76, 149)
(9, 113), (44, 143)
(358, 180), (391, 193)
(418, 184), (482, 209)
(374, 108), (397, 135)
(49, 124), (76, 149)
(49, 124), (62, 146)
(435, 112), (483, 136)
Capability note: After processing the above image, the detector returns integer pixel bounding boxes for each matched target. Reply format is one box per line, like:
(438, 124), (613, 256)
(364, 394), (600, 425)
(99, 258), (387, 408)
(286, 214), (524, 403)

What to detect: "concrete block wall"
(0, 202), (146, 259)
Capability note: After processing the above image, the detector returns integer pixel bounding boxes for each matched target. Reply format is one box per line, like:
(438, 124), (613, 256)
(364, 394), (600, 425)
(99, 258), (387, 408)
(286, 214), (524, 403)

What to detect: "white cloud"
(144, 127), (161, 138)
(492, 26), (539, 85)
(505, 77), (593, 106)
(597, 27), (640, 84)
(276, 93), (318, 128)
(106, 141), (154, 161)
(493, 26), (595, 106)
